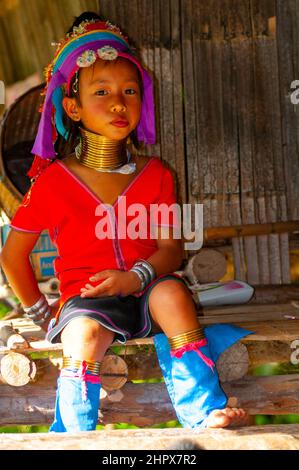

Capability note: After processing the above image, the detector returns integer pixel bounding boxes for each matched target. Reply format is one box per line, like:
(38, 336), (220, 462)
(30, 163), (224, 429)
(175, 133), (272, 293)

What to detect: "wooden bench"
(1, 299), (299, 449)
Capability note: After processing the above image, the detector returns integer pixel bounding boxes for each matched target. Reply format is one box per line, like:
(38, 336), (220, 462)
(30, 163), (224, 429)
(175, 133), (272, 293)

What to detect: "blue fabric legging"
(50, 369), (101, 433)
(153, 324), (253, 428)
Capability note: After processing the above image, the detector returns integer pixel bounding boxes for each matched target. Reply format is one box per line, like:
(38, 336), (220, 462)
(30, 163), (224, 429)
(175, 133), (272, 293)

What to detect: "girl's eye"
(95, 90), (108, 96)
(125, 89), (137, 95)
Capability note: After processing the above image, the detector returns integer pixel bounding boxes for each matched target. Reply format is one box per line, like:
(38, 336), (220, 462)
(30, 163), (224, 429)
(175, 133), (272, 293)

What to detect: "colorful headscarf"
(29, 19), (156, 178)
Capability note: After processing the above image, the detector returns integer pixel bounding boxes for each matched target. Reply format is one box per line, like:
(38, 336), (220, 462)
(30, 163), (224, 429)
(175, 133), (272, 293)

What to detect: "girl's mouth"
(111, 120), (129, 128)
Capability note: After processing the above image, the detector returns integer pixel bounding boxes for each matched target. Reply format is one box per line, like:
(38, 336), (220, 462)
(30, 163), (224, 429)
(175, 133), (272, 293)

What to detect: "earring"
(72, 111), (79, 121)
(72, 71), (79, 94)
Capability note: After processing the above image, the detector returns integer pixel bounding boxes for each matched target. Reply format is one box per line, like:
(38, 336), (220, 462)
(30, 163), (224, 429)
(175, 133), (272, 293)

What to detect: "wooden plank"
(0, 341), (289, 383)
(0, 424), (299, 450)
(0, 335), (295, 381)
(235, 320), (299, 341)
(201, 302), (299, 317)
(1, 375), (299, 427)
(200, 311), (299, 324)
(251, 284), (299, 304)
(246, 340), (293, 366)
(1, 315), (299, 354)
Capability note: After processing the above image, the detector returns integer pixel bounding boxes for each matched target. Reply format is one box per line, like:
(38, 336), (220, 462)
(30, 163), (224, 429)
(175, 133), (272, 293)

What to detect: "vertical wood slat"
(232, 237), (247, 281)
(0, 16), (15, 84)
(276, 0), (299, 221)
(169, 0), (186, 204)
(252, 0), (289, 284)
(243, 1), (273, 284)
(232, 19), (259, 284)
(279, 194), (291, 284)
(256, 196), (271, 283)
(181, 0), (198, 207)
(251, 1), (280, 284)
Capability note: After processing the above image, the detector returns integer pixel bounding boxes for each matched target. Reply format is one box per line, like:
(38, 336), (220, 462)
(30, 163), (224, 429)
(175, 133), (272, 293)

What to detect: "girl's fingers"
(89, 270), (112, 281)
(80, 287), (98, 297)
(81, 278), (112, 298)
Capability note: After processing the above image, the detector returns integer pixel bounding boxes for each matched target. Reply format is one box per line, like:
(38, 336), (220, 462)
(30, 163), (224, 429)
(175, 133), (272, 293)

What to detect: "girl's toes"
(206, 409), (230, 428)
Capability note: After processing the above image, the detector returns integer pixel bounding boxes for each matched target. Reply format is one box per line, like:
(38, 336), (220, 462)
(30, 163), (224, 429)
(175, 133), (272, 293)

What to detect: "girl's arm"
(146, 227), (184, 276)
(0, 229), (42, 306)
(80, 227), (184, 298)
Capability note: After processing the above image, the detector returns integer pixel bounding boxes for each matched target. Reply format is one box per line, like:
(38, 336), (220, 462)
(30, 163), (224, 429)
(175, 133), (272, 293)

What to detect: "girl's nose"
(110, 102), (126, 113)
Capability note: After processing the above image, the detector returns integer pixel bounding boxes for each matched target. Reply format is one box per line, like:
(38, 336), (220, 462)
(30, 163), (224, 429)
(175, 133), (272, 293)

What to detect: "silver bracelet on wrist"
(24, 294), (46, 313)
(135, 259), (156, 282)
(33, 306), (52, 325)
(132, 264), (151, 285)
(130, 260), (156, 292)
(130, 267), (147, 291)
(23, 294), (51, 325)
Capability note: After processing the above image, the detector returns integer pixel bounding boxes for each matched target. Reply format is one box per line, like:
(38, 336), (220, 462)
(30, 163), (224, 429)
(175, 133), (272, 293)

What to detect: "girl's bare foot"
(206, 407), (249, 428)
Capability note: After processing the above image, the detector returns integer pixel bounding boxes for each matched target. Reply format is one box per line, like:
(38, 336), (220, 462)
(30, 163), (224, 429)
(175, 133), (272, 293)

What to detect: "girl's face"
(63, 58), (142, 140)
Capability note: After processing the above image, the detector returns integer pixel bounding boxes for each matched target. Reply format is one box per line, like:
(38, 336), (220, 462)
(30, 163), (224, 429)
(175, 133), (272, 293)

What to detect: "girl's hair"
(66, 11), (105, 33)
(55, 11), (142, 157)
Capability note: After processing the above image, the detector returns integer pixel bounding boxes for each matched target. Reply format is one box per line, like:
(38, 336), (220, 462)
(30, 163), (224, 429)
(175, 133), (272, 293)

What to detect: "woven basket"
(0, 83), (44, 219)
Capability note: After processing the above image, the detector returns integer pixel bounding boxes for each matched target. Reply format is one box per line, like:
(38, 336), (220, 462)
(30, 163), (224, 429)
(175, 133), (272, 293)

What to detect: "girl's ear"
(62, 96), (81, 122)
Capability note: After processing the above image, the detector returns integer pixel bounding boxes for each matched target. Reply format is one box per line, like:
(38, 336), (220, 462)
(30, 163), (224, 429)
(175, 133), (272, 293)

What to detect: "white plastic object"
(38, 277), (60, 295)
(189, 280), (254, 307)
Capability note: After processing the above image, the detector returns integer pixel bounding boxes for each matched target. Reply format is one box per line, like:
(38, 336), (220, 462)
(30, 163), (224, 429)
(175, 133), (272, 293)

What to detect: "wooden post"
(0, 324), (29, 349)
(100, 355), (128, 392)
(184, 248), (227, 283)
(0, 352), (37, 386)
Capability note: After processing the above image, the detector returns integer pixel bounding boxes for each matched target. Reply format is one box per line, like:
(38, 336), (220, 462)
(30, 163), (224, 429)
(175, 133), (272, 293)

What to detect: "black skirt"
(46, 273), (186, 344)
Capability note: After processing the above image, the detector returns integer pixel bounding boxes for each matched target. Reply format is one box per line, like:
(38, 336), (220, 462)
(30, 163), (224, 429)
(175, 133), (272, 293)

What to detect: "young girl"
(0, 12), (251, 432)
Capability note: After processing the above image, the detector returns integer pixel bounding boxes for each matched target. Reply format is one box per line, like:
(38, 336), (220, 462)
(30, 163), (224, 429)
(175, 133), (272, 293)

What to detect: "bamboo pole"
(201, 220), (299, 242)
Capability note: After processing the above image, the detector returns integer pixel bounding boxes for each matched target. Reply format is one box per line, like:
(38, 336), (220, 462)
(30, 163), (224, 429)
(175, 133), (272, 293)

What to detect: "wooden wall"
(0, 0), (299, 283)
(0, 0), (99, 84)
(99, 0), (299, 284)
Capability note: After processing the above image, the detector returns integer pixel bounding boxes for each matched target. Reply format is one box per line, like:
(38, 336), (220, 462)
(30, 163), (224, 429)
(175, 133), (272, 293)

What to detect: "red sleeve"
(10, 175), (51, 233)
(151, 167), (180, 228)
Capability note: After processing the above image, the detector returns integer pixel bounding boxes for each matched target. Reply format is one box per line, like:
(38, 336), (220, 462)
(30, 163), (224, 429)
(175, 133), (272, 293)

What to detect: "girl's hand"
(80, 270), (142, 298)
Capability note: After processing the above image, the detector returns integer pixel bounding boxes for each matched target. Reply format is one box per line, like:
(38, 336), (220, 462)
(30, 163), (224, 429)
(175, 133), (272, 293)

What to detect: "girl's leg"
(148, 280), (248, 428)
(50, 318), (114, 433)
(61, 317), (114, 362)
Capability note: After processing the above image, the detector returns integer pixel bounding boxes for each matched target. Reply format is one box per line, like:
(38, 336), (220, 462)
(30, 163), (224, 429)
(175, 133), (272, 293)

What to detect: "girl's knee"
(149, 280), (189, 308)
(61, 317), (115, 361)
(61, 317), (114, 344)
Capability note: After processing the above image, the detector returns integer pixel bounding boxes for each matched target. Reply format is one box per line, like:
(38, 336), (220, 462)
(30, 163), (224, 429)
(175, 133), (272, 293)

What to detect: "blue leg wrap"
(50, 369), (101, 433)
(153, 324), (253, 428)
